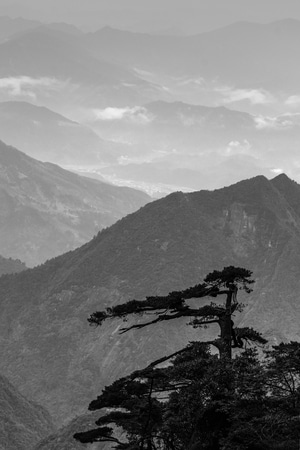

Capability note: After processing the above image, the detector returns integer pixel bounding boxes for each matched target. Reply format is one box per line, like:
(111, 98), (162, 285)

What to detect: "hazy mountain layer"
(0, 140), (150, 266)
(0, 26), (163, 111)
(0, 101), (126, 166)
(0, 26), (137, 85)
(0, 373), (54, 450)
(1, 20), (300, 192)
(89, 100), (300, 191)
(85, 20), (300, 91)
(0, 16), (82, 42)
(0, 174), (300, 428)
(1, 20), (299, 116)
(0, 16), (41, 41)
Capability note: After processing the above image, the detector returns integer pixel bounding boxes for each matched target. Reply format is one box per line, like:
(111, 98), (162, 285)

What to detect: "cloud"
(93, 106), (154, 124)
(285, 95), (300, 106)
(271, 168), (283, 175)
(178, 77), (205, 87)
(216, 86), (274, 105)
(0, 76), (70, 100)
(254, 115), (294, 130)
(225, 139), (251, 155)
(94, 107), (129, 120)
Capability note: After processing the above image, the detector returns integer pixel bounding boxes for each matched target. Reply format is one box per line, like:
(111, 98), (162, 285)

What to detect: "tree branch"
(129, 346), (195, 380)
(118, 305), (225, 333)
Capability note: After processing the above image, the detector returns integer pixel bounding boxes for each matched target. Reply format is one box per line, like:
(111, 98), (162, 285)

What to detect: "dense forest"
(74, 267), (300, 449)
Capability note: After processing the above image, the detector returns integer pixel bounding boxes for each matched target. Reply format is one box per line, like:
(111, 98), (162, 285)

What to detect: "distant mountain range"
(1, 19), (300, 115)
(1, 174), (300, 430)
(0, 26), (135, 85)
(0, 373), (54, 450)
(0, 25), (165, 113)
(90, 100), (300, 191)
(85, 20), (300, 92)
(0, 140), (150, 266)
(0, 18), (299, 192)
(2, 99), (300, 194)
(0, 16), (82, 42)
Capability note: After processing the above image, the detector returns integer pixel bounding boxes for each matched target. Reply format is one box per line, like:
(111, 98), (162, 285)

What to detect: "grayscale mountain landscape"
(1, 1), (300, 448)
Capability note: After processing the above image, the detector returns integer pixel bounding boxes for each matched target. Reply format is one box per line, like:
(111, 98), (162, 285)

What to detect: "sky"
(1, 0), (300, 32)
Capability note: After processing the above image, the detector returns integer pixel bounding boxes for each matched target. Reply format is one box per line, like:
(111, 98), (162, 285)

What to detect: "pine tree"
(74, 266), (266, 449)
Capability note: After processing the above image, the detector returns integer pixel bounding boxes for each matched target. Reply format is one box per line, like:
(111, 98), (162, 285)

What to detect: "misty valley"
(1, 7), (300, 450)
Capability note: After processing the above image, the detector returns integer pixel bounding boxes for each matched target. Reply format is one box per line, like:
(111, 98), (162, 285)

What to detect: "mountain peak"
(272, 172), (293, 182)
(270, 173), (300, 217)
(271, 173), (299, 191)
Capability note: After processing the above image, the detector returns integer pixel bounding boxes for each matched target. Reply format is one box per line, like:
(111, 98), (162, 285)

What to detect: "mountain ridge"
(84, 19), (300, 92)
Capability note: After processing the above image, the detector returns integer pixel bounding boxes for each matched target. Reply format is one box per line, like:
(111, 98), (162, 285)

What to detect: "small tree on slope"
(74, 266), (266, 449)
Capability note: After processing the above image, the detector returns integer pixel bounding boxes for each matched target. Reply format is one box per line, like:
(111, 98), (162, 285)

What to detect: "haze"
(0, 0), (299, 195)
(1, 0), (300, 32)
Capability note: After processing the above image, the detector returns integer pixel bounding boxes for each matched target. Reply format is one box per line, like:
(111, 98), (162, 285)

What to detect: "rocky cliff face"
(0, 174), (300, 429)
(0, 374), (54, 450)
(0, 140), (150, 266)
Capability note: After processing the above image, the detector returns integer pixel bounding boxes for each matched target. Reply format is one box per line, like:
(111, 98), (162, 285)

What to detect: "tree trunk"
(219, 287), (236, 359)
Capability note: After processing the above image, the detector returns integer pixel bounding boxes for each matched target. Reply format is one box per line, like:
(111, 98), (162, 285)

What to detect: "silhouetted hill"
(0, 255), (26, 276)
(0, 373), (54, 450)
(0, 140), (150, 266)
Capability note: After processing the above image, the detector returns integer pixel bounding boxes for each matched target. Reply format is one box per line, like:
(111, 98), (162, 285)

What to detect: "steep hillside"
(0, 374), (54, 450)
(0, 141), (150, 266)
(1, 174), (300, 428)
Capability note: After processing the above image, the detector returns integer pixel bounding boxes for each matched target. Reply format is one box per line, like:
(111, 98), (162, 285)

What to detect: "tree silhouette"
(88, 266), (262, 359)
(74, 266), (266, 449)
